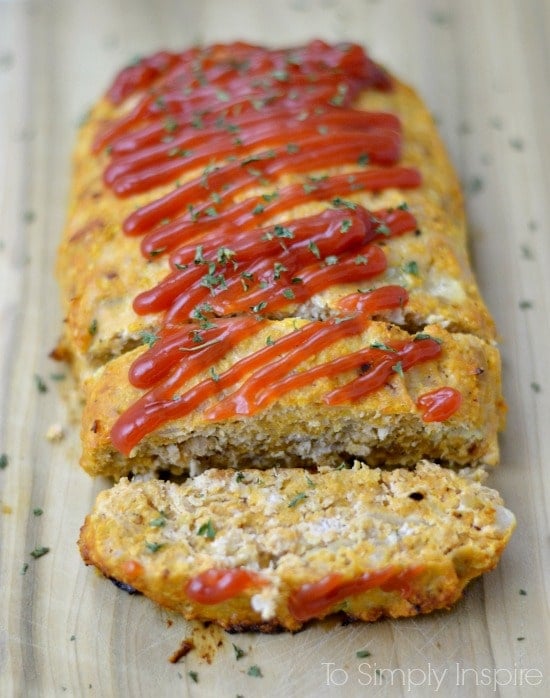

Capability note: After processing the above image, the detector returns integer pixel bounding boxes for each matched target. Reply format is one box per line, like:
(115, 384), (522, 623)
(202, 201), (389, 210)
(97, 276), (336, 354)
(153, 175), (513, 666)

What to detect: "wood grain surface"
(1, 1), (549, 696)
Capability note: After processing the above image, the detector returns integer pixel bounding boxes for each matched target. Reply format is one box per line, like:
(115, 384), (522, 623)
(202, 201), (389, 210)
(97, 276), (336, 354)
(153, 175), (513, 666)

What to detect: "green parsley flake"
(306, 476), (316, 488)
(233, 643), (246, 660)
(288, 492), (307, 508)
(236, 472), (245, 483)
(266, 336), (275, 346)
(519, 589), (527, 596)
(0, 453), (8, 470)
(88, 319), (98, 336)
(356, 649), (372, 658)
(282, 288), (295, 300)
(370, 341), (397, 353)
(141, 331), (159, 348)
(403, 260), (419, 276)
(145, 542), (163, 553)
(324, 256), (338, 266)
(357, 153), (369, 166)
(375, 222), (391, 236)
(34, 375), (48, 393)
(308, 240), (321, 259)
(210, 367), (220, 382)
(340, 219), (352, 233)
(33, 508), (43, 517)
(30, 546), (50, 559)
(149, 515), (166, 527)
(197, 520), (216, 540)
(247, 665), (263, 678)
(332, 197), (357, 210)
(188, 670), (199, 683)
(392, 361), (404, 379)
(21, 563), (29, 575)
(252, 203), (265, 215)
(250, 301), (268, 314)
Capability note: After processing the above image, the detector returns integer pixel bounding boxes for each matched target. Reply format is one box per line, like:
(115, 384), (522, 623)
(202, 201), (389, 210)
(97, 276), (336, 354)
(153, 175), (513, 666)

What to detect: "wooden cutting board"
(1, 1), (549, 695)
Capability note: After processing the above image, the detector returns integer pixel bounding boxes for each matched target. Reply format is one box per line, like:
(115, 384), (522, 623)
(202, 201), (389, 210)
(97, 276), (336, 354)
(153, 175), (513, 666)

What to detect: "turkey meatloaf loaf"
(56, 40), (504, 478)
(78, 462), (515, 632)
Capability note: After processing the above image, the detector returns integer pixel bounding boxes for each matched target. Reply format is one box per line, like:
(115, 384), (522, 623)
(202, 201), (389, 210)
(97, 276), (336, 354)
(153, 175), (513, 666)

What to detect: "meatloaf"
(56, 40), (504, 478)
(79, 461), (515, 632)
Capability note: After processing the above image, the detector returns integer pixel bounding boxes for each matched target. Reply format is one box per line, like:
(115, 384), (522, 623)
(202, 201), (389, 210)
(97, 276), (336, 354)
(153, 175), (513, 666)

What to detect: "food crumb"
(169, 638), (194, 663)
(46, 423), (65, 442)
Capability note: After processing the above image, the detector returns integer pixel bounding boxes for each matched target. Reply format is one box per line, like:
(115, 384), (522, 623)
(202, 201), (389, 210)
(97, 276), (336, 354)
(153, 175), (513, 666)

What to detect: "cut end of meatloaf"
(80, 321), (504, 479)
(78, 461), (515, 632)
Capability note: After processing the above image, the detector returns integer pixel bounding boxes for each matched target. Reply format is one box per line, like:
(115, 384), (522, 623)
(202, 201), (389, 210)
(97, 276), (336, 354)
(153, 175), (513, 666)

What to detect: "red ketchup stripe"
(288, 567), (423, 621)
(137, 168), (420, 259)
(185, 568), (267, 605)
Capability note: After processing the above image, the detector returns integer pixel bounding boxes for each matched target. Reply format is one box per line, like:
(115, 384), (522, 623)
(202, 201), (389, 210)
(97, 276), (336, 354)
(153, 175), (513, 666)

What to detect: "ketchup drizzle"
(88, 41), (462, 453)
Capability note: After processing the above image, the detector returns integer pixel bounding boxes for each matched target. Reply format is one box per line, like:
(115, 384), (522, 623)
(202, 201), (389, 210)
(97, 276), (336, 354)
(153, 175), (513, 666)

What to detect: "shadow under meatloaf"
(78, 462), (516, 632)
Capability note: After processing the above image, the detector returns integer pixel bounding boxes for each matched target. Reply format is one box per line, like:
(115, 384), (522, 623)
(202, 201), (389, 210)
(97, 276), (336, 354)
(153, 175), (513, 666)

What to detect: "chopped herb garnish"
(23, 210), (36, 224)
(49, 372), (66, 381)
(272, 69), (289, 82)
(467, 176), (484, 194)
(188, 670), (199, 683)
(216, 89), (230, 102)
(375, 222), (391, 236)
(236, 472), (245, 483)
(519, 589), (527, 596)
(519, 300), (533, 309)
(30, 546), (50, 559)
(194, 245), (206, 265)
(174, 262), (188, 271)
(308, 240), (321, 259)
(141, 331), (159, 348)
(370, 341), (397, 353)
(88, 319), (98, 336)
(21, 563), (28, 575)
(0, 453), (8, 470)
(247, 665), (263, 678)
(163, 116), (179, 133)
(305, 476), (316, 488)
(70, 635), (76, 641)
(332, 197), (357, 210)
(340, 219), (352, 233)
(520, 244), (534, 260)
(145, 542), (163, 553)
(414, 333), (443, 344)
(250, 301), (268, 314)
(403, 260), (419, 275)
(204, 206), (218, 218)
(210, 367), (220, 382)
(150, 515), (166, 527)
(34, 375), (48, 393)
(324, 255), (338, 266)
(317, 125), (329, 135)
(273, 225), (294, 239)
(530, 382), (541, 393)
(329, 83), (348, 107)
(356, 649), (372, 658)
(357, 153), (369, 166)
(266, 336), (275, 346)
(33, 508), (43, 517)
(397, 202), (409, 211)
(273, 262), (288, 280)
(197, 519), (216, 540)
(252, 203), (265, 215)
(150, 247), (166, 256)
(392, 361), (404, 379)
(286, 143), (300, 154)
(509, 137), (524, 151)
(288, 492), (307, 508)
(233, 643), (246, 660)
(517, 637), (525, 641)
(282, 288), (295, 300)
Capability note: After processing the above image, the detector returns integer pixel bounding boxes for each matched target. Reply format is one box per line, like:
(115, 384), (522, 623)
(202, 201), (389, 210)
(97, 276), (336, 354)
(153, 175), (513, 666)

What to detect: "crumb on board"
(46, 423), (65, 442)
